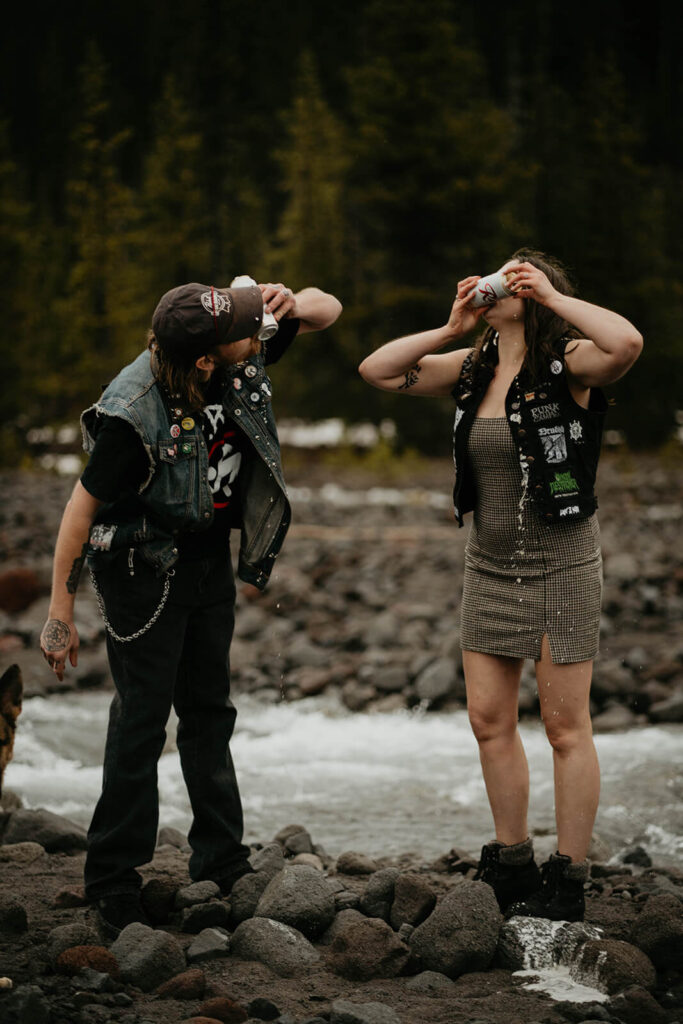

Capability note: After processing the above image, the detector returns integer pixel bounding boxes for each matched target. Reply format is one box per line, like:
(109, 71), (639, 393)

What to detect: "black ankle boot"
(474, 839), (542, 913)
(506, 851), (587, 922)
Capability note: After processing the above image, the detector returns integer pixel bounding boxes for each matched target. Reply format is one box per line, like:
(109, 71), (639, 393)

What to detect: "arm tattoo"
(398, 363), (422, 390)
(66, 542), (89, 595)
(42, 619), (71, 651)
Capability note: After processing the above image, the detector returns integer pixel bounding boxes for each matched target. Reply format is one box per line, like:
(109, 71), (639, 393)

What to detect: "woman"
(359, 250), (642, 921)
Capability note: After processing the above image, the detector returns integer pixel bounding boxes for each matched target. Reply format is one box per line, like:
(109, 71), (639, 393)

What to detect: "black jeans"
(84, 551), (250, 899)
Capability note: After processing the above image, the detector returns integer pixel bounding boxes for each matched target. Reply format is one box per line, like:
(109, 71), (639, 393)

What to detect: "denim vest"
(451, 336), (607, 526)
(81, 349), (290, 589)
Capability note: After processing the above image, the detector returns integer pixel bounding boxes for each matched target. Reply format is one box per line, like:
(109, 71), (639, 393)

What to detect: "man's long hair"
(147, 331), (219, 412)
(472, 248), (580, 382)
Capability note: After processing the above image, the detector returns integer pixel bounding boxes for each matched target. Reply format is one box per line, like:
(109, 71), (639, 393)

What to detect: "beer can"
(468, 270), (516, 308)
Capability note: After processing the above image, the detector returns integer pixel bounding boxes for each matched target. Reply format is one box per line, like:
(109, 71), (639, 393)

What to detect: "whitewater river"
(8, 691), (682, 868)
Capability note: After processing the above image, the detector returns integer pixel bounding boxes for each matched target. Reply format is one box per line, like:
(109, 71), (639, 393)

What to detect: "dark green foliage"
(0, 1), (681, 452)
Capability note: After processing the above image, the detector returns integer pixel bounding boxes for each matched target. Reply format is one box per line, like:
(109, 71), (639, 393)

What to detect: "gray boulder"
(251, 841), (286, 880)
(180, 900), (232, 933)
(48, 923), (100, 965)
(0, 841), (47, 866)
(630, 892), (683, 969)
(110, 922), (185, 990)
(649, 690), (683, 723)
(255, 864), (336, 939)
(230, 870), (272, 926)
(335, 851), (378, 875)
(330, 999), (401, 1024)
(174, 880), (220, 909)
(0, 895), (28, 934)
(327, 916), (410, 980)
(607, 984), (670, 1024)
(409, 880), (502, 979)
(320, 908), (366, 946)
(1, 983), (51, 1024)
(2, 808), (87, 852)
(414, 657), (458, 703)
(186, 926), (231, 963)
(372, 666), (409, 693)
(576, 939), (657, 994)
(231, 917), (320, 976)
(359, 867), (399, 921)
(390, 873), (436, 929)
(405, 970), (458, 996)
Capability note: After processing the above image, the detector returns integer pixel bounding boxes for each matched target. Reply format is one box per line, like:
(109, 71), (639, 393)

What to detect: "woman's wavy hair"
(472, 248), (580, 383)
(147, 331), (222, 412)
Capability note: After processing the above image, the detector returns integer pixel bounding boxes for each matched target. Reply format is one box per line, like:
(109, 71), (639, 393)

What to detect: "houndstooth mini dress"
(459, 417), (602, 664)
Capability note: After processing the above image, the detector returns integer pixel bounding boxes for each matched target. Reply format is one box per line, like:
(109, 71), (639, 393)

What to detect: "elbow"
(629, 331), (644, 361)
(620, 330), (643, 370)
(358, 356), (379, 384)
(329, 296), (343, 326)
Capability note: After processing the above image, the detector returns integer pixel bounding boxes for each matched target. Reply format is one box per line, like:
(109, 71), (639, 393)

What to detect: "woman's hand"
(446, 276), (489, 337)
(506, 262), (558, 306)
(40, 618), (80, 682)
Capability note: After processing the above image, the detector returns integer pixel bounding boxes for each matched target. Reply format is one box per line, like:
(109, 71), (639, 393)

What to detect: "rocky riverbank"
(0, 802), (682, 1024)
(1, 451), (682, 729)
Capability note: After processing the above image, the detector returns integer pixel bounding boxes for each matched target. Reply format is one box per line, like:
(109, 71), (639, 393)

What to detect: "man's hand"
(40, 618), (80, 682)
(259, 283), (298, 321)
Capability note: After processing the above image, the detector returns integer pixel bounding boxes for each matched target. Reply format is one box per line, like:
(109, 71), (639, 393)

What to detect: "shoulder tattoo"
(398, 363), (422, 390)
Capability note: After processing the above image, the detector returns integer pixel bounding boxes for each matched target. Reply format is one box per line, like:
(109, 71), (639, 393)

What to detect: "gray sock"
(498, 837), (534, 867)
(562, 857), (589, 882)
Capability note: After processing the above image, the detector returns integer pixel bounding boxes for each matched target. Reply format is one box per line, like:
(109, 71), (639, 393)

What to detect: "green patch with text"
(549, 471), (579, 495)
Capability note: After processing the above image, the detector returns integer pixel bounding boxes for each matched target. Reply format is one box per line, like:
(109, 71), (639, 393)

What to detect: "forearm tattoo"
(398, 363), (422, 390)
(66, 542), (89, 595)
(42, 619), (71, 651)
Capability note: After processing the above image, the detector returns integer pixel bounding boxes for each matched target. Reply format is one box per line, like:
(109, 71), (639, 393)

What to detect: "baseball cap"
(152, 282), (264, 356)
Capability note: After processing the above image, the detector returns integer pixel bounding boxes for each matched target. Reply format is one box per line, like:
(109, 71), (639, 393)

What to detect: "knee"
(543, 715), (592, 755)
(468, 706), (518, 746)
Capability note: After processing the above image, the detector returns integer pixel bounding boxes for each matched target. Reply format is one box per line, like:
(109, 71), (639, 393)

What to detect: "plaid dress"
(460, 417), (602, 664)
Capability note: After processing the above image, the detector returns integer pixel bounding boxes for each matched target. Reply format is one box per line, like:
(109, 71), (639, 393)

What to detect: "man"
(40, 278), (342, 936)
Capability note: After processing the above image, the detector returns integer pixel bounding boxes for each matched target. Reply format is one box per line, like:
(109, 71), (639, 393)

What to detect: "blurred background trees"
(1, 0), (681, 457)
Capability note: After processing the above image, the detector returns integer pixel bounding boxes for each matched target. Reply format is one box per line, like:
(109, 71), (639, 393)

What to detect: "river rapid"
(10, 689), (682, 868)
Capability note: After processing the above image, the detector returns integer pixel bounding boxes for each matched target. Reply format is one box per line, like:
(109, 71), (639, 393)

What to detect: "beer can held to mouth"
(468, 270), (517, 308)
(230, 275), (279, 341)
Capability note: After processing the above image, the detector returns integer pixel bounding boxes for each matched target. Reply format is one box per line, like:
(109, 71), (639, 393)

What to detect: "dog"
(0, 664), (22, 800)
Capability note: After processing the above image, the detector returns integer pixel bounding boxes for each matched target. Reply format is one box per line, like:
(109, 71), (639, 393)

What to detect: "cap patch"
(200, 290), (232, 316)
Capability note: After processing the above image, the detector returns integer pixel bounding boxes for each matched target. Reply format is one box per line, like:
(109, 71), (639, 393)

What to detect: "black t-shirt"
(81, 317), (299, 560)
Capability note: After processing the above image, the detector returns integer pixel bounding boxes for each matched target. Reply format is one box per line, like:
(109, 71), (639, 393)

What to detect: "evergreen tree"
(139, 74), (212, 299)
(49, 42), (144, 416)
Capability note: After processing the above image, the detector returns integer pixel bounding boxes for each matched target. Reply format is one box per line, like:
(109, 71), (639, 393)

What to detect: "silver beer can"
(468, 270), (516, 308)
(230, 275), (279, 341)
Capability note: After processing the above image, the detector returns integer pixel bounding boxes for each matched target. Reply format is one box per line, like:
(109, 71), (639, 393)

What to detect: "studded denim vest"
(81, 349), (290, 589)
(451, 336), (607, 526)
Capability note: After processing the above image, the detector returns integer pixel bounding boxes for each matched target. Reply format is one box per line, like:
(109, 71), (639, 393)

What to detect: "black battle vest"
(451, 335), (607, 526)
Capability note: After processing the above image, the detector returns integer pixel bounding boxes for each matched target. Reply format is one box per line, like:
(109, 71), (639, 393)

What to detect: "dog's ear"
(0, 665), (23, 722)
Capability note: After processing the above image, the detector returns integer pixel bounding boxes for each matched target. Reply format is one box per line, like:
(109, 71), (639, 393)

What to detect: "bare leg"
(463, 650), (528, 845)
(535, 635), (599, 861)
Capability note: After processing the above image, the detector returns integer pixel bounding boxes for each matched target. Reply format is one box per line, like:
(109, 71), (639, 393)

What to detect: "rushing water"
(8, 691), (682, 868)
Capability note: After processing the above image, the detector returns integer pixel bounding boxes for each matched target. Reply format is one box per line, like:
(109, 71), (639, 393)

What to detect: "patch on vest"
(550, 471), (579, 497)
(569, 420), (583, 441)
(538, 425), (567, 464)
(550, 359), (563, 375)
(559, 505), (580, 516)
(531, 402), (560, 423)
(89, 524), (117, 551)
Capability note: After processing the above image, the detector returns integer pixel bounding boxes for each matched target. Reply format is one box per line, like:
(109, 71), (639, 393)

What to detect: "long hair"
(147, 331), (220, 412)
(472, 249), (580, 383)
